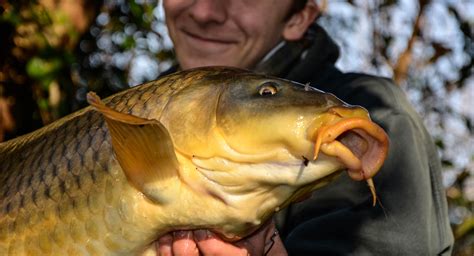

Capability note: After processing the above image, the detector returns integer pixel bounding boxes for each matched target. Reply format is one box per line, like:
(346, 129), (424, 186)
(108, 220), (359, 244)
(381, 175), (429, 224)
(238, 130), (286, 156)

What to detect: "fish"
(0, 67), (389, 255)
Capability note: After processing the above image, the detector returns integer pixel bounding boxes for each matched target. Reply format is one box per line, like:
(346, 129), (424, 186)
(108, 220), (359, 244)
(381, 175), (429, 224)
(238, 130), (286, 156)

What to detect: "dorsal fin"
(87, 92), (180, 203)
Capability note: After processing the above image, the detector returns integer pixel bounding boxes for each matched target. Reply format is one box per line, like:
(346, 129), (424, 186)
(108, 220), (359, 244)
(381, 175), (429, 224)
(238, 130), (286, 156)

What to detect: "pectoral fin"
(87, 92), (179, 203)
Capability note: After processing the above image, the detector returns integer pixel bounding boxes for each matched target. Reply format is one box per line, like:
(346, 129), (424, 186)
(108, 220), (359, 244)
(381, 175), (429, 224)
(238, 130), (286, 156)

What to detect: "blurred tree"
(0, 0), (101, 139)
(76, 0), (174, 102)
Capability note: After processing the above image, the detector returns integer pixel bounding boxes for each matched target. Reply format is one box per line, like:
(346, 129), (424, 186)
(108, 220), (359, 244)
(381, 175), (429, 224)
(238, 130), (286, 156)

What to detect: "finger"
(234, 219), (273, 252)
(194, 230), (248, 256)
(172, 231), (199, 256)
(262, 228), (287, 256)
(157, 234), (173, 256)
(234, 219), (287, 256)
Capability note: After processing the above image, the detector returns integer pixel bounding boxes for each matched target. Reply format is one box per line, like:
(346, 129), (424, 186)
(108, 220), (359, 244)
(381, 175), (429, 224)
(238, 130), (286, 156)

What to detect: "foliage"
(77, 0), (174, 100)
(0, 0), (100, 134)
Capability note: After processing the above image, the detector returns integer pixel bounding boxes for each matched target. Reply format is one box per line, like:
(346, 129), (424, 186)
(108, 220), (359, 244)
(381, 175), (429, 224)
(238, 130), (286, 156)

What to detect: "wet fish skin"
(0, 76), (181, 255)
(0, 67), (388, 255)
(1, 113), (132, 255)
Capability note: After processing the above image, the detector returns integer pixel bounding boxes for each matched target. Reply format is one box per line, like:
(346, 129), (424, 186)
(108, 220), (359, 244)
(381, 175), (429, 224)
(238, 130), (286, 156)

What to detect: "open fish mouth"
(313, 114), (389, 205)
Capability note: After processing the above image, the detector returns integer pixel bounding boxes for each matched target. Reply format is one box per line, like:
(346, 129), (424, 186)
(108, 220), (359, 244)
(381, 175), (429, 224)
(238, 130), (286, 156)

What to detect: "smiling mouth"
(181, 29), (237, 45)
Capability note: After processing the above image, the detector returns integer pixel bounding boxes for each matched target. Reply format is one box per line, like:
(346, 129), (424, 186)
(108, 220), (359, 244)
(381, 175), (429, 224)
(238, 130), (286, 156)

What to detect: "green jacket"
(259, 24), (454, 255)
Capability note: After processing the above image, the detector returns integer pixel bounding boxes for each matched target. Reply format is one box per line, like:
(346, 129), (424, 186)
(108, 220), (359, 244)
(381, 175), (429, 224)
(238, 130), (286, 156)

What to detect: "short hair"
(290, 0), (309, 14)
(286, 0), (309, 20)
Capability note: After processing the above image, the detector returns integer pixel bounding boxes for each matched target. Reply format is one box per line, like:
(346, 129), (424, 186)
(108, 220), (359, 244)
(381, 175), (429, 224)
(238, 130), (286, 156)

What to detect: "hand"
(156, 220), (287, 256)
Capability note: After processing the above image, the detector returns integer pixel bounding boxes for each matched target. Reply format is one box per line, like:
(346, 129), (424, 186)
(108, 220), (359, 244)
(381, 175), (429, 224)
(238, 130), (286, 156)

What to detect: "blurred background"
(0, 0), (472, 254)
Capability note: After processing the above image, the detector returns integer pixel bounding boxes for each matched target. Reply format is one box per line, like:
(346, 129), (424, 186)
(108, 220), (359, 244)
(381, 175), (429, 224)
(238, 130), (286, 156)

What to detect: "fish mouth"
(313, 114), (389, 205)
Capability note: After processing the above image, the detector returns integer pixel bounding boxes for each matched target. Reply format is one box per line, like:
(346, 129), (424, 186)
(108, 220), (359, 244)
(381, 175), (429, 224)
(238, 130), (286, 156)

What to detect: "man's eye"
(258, 82), (279, 96)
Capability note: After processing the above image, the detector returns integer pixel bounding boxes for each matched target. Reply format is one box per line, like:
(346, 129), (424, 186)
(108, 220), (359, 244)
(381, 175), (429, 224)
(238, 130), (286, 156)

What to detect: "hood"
(255, 22), (340, 82)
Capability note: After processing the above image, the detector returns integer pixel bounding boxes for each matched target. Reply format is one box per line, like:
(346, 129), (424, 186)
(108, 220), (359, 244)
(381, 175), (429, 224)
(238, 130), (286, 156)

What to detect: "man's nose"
(188, 0), (227, 25)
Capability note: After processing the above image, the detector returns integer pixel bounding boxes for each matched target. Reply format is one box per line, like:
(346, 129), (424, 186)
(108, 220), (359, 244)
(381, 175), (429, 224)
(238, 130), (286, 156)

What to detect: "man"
(156, 0), (454, 255)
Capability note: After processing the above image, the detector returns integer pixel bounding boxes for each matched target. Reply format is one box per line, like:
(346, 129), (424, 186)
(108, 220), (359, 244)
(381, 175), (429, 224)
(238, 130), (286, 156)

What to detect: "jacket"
(259, 24), (454, 255)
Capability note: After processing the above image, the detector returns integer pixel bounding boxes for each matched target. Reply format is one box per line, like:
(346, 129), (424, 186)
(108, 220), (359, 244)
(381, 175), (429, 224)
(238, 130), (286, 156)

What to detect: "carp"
(0, 67), (388, 255)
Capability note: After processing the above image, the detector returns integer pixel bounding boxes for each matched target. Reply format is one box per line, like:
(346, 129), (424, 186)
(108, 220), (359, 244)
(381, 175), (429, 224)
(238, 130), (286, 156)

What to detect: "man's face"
(163, 0), (294, 70)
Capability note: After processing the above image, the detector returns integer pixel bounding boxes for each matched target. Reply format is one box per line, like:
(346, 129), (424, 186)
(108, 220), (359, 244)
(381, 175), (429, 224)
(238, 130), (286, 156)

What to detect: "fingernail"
(173, 231), (191, 239)
(193, 230), (212, 241)
(158, 234), (173, 244)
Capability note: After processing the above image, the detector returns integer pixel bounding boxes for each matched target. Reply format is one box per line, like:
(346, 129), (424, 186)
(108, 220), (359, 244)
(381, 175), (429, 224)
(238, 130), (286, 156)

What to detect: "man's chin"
(179, 58), (244, 70)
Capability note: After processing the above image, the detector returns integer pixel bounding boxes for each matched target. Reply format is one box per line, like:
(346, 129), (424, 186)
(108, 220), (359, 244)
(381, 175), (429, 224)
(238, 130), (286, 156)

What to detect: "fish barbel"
(0, 67), (388, 255)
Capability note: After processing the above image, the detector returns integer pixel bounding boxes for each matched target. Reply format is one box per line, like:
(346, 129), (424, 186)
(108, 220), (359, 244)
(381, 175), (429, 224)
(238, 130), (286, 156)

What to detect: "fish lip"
(313, 117), (389, 181)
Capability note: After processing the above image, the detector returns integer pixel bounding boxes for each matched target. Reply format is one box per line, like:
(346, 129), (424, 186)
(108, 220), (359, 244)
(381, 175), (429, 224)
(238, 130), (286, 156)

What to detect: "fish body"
(0, 67), (388, 255)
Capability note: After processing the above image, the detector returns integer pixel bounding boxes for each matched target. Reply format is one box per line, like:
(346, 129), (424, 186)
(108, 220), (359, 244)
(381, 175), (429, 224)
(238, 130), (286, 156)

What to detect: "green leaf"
(26, 57), (63, 80)
(38, 98), (49, 110)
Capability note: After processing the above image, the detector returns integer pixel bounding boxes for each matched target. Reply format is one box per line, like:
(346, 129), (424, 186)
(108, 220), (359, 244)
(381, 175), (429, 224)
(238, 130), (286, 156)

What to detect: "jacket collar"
(254, 23), (341, 84)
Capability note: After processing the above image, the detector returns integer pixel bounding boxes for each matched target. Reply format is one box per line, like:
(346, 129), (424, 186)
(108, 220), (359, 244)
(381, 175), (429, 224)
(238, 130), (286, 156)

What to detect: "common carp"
(0, 67), (388, 255)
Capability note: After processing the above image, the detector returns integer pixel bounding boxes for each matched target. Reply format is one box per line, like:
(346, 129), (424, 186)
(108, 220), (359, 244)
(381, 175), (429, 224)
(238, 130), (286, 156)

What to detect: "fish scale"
(0, 67), (389, 255)
(0, 70), (194, 254)
(1, 112), (139, 254)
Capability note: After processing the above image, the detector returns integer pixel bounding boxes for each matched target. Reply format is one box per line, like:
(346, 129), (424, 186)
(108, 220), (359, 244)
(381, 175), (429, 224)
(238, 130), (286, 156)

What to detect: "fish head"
(162, 68), (389, 239)
(88, 67), (388, 241)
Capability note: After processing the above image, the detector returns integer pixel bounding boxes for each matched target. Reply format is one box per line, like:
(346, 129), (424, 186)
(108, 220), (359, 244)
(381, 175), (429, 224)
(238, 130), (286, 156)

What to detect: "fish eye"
(258, 82), (279, 96)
